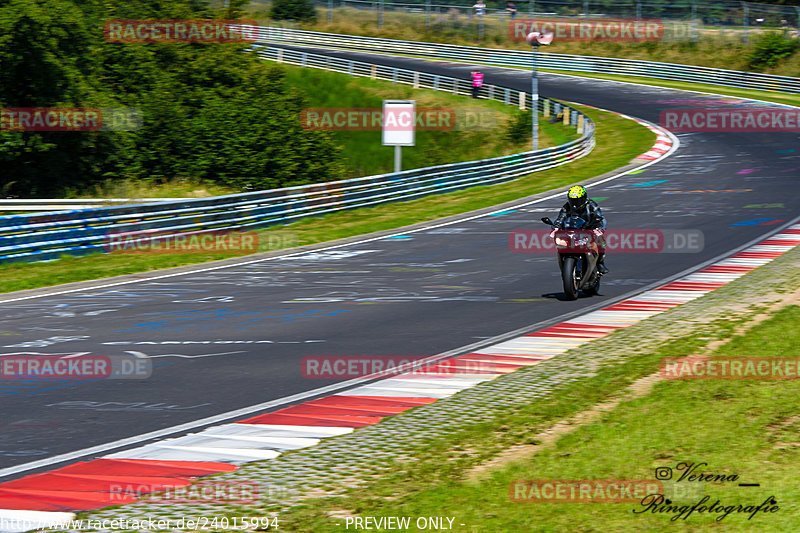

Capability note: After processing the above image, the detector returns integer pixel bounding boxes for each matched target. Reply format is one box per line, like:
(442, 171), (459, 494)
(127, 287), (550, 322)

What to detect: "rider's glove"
(592, 229), (603, 237)
(549, 229), (557, 239)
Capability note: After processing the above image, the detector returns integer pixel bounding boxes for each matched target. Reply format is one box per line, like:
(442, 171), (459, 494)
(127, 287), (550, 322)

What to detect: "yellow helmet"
(567, 185), (587, 209)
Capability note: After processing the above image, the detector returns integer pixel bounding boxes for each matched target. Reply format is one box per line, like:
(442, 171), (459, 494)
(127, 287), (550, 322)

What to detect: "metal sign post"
(526, 31), (553, 152)
(382, 100), (415, 173)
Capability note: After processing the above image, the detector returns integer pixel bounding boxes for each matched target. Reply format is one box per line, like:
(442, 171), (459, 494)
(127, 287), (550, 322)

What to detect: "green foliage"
(747, 31), (799, 70)
(0, 0), (117, 196)
(122, 52), (341, 189)
(0, 0), (339, 196)
(503, 110), (531, 143)
(270, 0), (317, 22)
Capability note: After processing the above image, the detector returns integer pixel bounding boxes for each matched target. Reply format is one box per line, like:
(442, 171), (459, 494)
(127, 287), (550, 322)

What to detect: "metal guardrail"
(0, 47), (593, 264)
(0, 199), (193, 212)
(253, 44), (590, 119)
(249, 26), (800, 94)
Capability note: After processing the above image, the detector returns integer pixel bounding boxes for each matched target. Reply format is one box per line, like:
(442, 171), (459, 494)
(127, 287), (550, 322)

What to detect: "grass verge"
(0, 102), (653, 294)
(279, 64), (577, 177)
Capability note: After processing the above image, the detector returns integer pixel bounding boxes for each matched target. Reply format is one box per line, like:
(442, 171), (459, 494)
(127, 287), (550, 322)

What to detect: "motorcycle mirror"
(541, 217), (553, 225)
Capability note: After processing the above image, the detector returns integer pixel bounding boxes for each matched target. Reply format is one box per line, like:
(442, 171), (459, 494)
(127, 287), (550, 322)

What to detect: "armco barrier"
(247, 26), (800, 94)
(253, 45), (587, 118)
(0, 47), (593, 264)
(0, 198), (191, 212)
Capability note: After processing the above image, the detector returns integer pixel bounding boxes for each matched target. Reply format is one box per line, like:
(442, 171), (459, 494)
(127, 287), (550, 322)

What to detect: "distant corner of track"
(573, 103), (680, 169)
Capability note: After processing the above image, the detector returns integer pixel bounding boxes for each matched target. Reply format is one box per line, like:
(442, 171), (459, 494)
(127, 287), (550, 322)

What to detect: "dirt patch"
(767, 414), (800, 450)
(327, 509), (358, 522)
(465, 370), (661, 483)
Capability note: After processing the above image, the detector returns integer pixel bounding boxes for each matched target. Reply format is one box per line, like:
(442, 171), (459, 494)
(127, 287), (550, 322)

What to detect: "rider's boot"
(598, 254), (609, 274)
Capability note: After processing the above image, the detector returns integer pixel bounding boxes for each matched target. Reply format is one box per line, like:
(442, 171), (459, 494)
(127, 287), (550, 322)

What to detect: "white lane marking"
(123, 350), (246, 359)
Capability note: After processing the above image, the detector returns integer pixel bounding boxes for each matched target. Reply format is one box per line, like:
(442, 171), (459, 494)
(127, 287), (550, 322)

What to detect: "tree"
(0, 0), (120, 196)
(0, 0), (344, 197)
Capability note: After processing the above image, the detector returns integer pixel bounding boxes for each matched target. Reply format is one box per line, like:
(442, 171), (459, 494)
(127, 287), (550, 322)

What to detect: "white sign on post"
(382, 100), (415, 173)
(382, 100), (416, 146)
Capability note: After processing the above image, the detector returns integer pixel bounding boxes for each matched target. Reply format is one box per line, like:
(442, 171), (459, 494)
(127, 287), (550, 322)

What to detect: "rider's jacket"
(553, 199), (607, 230)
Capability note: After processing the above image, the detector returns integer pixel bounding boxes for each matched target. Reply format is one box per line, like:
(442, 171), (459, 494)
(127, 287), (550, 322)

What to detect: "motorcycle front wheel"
(561, 256), (579, 301)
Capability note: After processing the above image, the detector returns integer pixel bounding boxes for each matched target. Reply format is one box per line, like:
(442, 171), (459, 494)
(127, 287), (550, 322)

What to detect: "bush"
(270, 0), (317, 22)
(504, 110), (531, 144)
(747, 32), (799, 71)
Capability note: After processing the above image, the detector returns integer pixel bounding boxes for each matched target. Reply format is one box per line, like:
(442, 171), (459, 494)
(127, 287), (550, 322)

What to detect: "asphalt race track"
(1, 46), (798, 480)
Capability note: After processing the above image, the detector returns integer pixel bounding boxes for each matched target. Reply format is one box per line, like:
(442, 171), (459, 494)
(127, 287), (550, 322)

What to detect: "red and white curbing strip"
(1, 226), (798, 532)
(634, 122), (673, 162)
(570, 103), (674, 164)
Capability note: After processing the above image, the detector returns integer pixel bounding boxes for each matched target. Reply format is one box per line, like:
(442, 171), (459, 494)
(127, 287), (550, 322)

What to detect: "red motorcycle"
(541, 216), (603, 300)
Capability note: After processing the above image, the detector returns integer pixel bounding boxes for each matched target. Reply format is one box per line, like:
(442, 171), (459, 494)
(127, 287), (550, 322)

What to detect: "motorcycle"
(541, 216), (602, 301)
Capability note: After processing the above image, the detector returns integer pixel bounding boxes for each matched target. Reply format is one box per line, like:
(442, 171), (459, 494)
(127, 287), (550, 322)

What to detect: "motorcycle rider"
(549, 185), (609, 274)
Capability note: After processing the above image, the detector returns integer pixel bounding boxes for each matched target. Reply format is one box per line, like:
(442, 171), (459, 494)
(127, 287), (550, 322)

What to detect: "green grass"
(280, 64), (577, 177)
(0, 102), (652, 294)
(63, 177), (235, 200)
(273, 301), (800, 532)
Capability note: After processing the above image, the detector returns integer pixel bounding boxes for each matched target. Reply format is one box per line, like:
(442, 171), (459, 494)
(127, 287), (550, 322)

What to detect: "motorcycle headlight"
(555, 237), (568, 247)
(574, 236), (590, 246)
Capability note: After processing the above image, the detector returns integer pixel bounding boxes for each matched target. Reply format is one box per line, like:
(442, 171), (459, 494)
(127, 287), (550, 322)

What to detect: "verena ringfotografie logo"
(661, 356), (800, 380)
(105, 230), (259, 254)
(1, 354), (151, 380)
(299, 108), (497, 132)
(103, 20), (257, 43)
(509, 18), (664, 42)
(1, 108), (142, 132)
(510, 480), (663, 503)
(661, 108), (800, 132)
(509, 229), (703, 253)
(302, 356), (499, 379)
